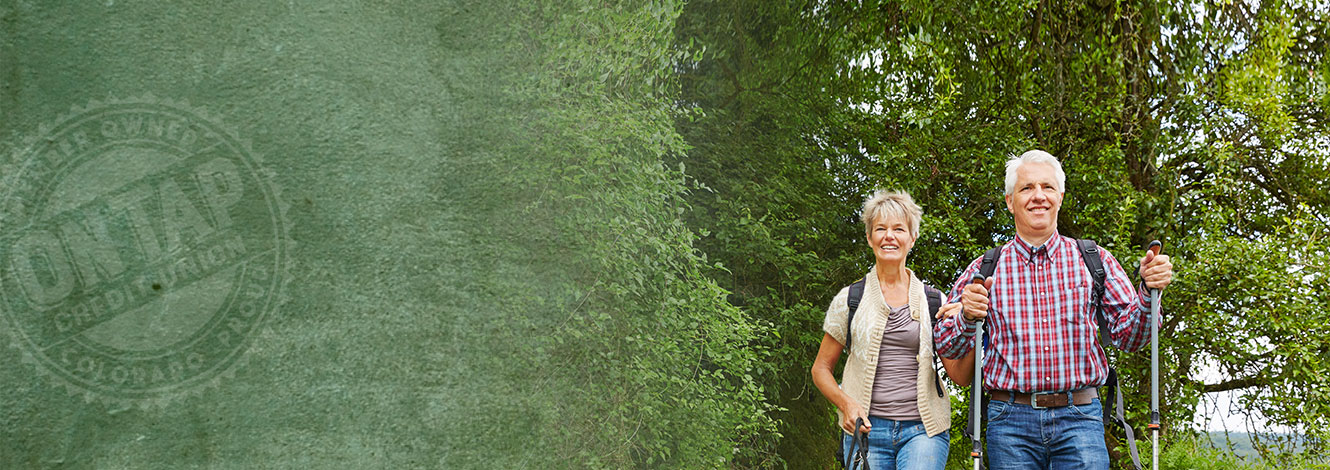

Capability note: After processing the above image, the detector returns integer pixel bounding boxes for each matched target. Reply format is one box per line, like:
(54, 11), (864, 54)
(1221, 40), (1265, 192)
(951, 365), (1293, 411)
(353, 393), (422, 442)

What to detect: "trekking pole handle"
(968, 272), (987, 320)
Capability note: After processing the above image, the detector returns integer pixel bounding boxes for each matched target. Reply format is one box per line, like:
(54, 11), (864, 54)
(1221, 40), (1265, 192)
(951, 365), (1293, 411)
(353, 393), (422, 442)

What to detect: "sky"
(1194, 364), (1294, 434)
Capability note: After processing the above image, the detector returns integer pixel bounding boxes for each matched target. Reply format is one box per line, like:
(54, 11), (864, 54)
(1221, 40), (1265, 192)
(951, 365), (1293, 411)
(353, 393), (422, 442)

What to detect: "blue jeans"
(840, 417), (949, 470)
(985, 397), (1109, 470)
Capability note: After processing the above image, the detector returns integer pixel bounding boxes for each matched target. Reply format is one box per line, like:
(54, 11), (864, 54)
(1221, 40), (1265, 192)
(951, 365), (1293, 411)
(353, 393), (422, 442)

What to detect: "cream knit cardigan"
(821, 267), (951, 436)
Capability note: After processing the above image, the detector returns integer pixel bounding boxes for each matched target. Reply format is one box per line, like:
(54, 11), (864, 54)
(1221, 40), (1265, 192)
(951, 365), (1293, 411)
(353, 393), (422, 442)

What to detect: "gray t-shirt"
(869, 303), (922, 421)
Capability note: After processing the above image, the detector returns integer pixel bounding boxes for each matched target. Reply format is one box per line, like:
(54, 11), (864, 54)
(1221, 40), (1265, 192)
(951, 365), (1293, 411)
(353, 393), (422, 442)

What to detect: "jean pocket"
(987, 400), (1010, 423)
(1068, 399), (1103, 422)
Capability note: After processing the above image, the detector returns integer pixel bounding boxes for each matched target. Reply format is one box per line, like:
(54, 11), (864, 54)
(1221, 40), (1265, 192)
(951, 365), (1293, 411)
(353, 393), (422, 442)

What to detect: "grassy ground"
(1160, 435), (1329, 470)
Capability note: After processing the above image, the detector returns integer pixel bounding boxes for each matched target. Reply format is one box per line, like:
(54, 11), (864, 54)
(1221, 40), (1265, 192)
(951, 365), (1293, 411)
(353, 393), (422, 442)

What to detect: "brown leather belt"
(990, 389), (1098, 409)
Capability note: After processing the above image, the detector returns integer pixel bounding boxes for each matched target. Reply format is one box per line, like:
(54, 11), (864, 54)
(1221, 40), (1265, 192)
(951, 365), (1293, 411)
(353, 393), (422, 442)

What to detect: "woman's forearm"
(810, 333), (852, 411)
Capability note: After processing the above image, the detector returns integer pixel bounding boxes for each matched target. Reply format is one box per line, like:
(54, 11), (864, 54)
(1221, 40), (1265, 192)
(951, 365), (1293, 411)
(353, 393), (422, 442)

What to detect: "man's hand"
(961, 278), (994, 321)
(1139, 250), (1174, 290)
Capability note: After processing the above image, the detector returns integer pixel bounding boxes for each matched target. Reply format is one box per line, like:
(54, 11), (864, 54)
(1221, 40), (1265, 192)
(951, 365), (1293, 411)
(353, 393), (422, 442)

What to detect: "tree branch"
(1203, 376), (1264, 393)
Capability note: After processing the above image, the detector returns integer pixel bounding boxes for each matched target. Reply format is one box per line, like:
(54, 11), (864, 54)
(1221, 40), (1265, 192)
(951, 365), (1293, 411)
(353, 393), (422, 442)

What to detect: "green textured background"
(0, 1), (513, 467)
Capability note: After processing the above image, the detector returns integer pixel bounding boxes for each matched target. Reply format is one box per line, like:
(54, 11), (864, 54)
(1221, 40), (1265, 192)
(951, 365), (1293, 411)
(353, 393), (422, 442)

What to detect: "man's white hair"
(1004, 150), (1067, 195)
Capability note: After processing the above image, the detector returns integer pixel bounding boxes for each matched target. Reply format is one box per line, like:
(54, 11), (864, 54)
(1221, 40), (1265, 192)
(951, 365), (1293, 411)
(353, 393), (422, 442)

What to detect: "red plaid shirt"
(933, 233), (1157, 393)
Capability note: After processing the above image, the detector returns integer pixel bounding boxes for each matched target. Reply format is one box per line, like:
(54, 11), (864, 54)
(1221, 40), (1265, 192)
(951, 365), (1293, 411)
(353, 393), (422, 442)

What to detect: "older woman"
(810, 190), (974, 470)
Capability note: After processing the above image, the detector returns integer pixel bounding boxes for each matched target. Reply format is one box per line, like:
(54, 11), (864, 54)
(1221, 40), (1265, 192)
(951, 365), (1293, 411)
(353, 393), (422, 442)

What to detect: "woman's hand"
(937, 301), (975, 386)
(936, 301), (962, 320)
(840, 403), (871, 435)
(812, 333), (871, 435)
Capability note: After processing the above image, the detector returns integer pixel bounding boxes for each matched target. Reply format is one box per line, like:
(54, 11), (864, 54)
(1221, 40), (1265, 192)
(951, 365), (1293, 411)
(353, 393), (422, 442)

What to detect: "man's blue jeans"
(840, 417), (949, 470)
(985, 396), (1110, 470)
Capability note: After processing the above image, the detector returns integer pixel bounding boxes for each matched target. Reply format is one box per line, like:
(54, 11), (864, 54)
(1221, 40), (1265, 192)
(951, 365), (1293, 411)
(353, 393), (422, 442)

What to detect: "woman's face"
(866, 216), (915, 265)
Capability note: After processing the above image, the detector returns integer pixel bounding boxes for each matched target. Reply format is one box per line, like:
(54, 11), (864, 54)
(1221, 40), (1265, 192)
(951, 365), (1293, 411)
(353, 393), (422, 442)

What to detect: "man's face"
(1005, 162), (1063, 240)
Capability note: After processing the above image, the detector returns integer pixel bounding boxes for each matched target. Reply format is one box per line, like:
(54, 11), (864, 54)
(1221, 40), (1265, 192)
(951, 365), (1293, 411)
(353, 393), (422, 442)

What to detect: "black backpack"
(964, 239), (1144, 470)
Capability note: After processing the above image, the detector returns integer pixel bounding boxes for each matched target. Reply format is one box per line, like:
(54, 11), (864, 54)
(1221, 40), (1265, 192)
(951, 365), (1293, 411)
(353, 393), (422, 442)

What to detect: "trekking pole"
(969, 272), (985, 470)
(1147, 240), (1162, 469)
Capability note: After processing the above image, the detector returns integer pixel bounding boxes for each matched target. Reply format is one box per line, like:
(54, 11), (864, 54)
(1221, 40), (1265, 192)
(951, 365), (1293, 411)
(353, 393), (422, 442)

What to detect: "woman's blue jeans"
(985, 397), (1110, 470)
(840, 417), (949, 470)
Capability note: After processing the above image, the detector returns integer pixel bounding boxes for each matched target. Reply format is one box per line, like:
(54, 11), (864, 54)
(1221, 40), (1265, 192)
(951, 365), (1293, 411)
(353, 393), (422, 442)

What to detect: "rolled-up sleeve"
(1098, 247), (1158, 353)
(935, 258), (982, 359)
(822, 287), (851, 347)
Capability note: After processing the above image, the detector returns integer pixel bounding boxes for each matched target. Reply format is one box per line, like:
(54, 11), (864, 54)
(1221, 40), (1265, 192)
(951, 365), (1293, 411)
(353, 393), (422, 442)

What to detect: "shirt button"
(1044, 347), (1049, 351)
(1045, 377), (1051, 381)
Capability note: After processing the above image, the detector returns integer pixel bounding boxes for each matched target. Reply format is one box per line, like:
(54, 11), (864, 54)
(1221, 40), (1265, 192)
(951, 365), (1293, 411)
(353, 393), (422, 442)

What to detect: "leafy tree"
(673, 2), (905, 466)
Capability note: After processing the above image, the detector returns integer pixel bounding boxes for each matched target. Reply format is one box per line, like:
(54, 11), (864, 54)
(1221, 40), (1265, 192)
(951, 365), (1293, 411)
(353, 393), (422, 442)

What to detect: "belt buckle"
(1030, 391), (1066, 409)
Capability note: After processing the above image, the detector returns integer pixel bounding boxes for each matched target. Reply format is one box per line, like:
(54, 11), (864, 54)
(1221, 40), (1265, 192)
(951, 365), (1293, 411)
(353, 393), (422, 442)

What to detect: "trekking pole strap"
(844, 418), (871, 470)
(1108, 369), (1144, 470)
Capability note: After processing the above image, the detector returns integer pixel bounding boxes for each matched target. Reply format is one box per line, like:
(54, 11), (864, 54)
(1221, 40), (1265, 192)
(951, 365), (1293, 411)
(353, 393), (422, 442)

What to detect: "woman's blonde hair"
(860, 190), (922, 237)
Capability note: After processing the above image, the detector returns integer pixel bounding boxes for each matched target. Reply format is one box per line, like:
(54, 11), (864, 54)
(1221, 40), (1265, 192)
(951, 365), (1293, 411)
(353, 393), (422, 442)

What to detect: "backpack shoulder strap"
(977, 246), (1001, 350)
(925, 285), (943, 326)
(979, 246), (1003, 280)
(844, 277), (867, 353)
(924, 285), (946, 398)
(1075, 239), (1109, 344)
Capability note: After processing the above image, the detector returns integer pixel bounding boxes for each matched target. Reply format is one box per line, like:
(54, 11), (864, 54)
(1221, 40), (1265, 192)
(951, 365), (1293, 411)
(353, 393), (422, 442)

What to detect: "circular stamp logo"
(0, 96), (290, 406)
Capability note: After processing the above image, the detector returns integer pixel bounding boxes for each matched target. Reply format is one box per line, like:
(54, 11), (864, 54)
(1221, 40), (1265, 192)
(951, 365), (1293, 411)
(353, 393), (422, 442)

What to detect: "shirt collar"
(1012, 231), (1064, 262)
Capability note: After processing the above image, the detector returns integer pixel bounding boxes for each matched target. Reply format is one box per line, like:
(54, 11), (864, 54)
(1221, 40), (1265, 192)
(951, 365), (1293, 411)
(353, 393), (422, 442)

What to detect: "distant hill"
(1207, 431), (1309, 460)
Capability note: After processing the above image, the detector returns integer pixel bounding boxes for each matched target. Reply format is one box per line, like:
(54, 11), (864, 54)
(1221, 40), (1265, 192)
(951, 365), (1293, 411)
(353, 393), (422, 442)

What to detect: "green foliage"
(441, 0), (775, 467)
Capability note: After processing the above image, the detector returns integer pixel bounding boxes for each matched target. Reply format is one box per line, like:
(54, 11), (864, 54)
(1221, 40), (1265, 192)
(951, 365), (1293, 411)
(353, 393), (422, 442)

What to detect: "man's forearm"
(934, 315), (977, 359)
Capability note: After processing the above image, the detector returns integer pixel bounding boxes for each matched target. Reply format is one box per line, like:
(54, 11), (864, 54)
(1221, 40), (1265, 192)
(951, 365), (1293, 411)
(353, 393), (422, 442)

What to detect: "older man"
(933, 150), (1174, 470)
